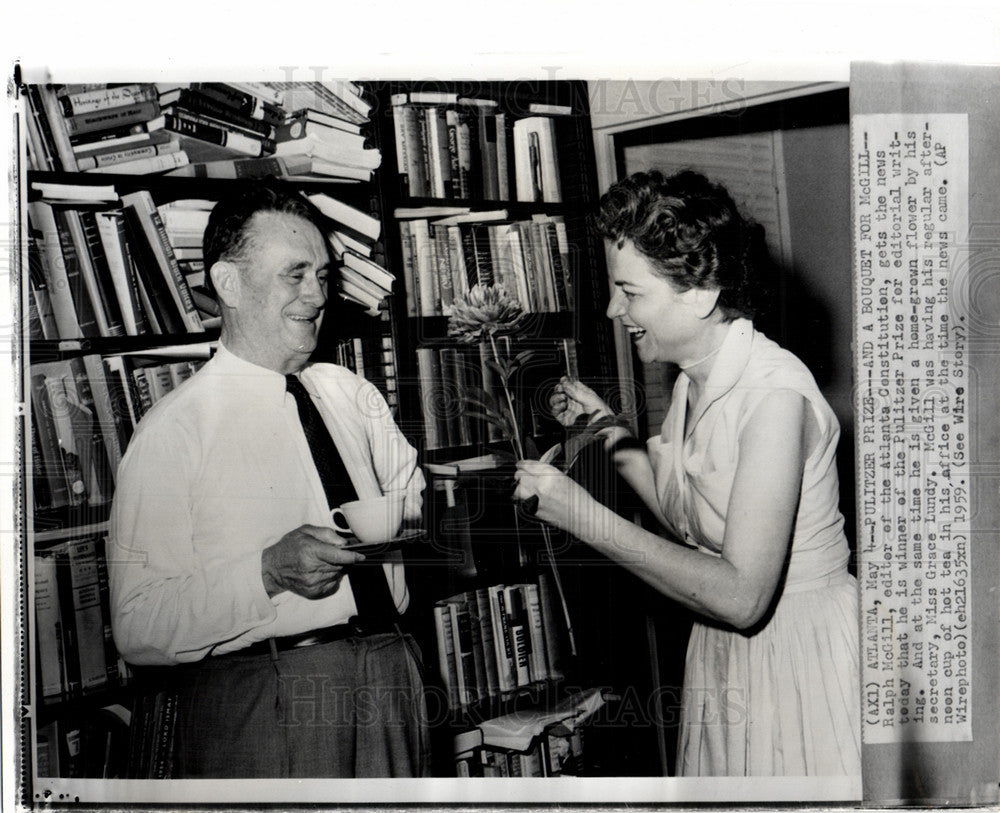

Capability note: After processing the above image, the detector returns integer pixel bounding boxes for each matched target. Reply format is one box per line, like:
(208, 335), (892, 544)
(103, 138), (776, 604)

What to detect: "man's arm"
(108, 424), (278, 665)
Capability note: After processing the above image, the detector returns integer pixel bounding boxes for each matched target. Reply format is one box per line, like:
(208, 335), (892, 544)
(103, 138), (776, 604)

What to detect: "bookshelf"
(20, 79), (647, 790)
(20, 80), (399, 788)
(366, 80), (635, 777)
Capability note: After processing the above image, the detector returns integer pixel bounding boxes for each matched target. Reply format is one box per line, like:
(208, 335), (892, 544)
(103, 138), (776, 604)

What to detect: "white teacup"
(331, 491), (405, 544)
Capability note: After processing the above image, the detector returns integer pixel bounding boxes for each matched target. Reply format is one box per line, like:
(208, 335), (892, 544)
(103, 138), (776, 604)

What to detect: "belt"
(238, 616), (401, 658)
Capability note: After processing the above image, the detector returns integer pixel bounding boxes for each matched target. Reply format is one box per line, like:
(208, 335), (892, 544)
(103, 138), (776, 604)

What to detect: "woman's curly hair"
(593, 169), (761, 321)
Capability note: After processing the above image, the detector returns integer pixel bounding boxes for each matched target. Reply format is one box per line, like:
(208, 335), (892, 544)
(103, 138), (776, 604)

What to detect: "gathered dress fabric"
(647, 319), (861, 777)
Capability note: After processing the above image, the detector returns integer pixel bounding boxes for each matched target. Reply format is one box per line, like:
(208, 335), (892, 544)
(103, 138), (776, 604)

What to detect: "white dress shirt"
(109, 344), (424, 666)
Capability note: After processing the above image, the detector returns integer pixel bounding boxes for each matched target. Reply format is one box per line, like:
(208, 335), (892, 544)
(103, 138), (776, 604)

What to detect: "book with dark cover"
(120, 203), (185, 334)
(78, 210), (126, 336)
(63, 101), (160, 138)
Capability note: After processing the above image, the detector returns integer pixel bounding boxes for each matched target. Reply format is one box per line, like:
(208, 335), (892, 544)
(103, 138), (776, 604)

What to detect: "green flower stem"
(488, 332), (525, 460)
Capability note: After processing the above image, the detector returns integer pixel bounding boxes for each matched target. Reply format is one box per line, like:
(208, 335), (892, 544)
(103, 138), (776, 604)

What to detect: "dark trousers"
(160, 633), (429, 778)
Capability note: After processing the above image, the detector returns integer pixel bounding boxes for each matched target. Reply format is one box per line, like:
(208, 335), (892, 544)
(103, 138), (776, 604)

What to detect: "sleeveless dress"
(647, 319), (861, 776)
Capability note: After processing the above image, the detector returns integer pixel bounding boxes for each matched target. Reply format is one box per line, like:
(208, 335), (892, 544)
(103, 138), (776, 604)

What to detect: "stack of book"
(433, 575), (566, 712)
(29, 346), (214, 512)
(33, 531), (129, 702)
(25, 81), (381, 181)
(398, 211), (573, 318)
(390, 91), (566, 202)
(27, 182), (208, 340)
(306, 192), (396, 314)
(24, 83), (179, 175)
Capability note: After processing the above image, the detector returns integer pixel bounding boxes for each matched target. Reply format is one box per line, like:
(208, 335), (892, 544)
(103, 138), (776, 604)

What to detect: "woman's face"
(605, 240), (709, 365)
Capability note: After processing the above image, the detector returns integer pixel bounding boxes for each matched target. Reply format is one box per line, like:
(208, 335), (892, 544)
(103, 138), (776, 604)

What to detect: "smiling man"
(108, 181), (428, 778)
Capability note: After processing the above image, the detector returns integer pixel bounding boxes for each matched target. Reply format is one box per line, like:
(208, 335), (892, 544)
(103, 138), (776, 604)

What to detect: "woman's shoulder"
(744, 329), (821, 393)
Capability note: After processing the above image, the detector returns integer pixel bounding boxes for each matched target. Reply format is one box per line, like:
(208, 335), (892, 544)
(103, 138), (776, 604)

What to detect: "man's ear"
(210, 260), (241, 308)
(680, 286), (722, 319)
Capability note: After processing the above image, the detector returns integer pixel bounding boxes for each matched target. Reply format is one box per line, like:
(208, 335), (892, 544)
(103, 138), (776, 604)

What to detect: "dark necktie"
(285, 374), (398, 622)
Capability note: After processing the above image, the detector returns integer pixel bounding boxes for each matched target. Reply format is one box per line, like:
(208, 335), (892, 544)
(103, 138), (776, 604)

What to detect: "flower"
(447, 284), (526, 344)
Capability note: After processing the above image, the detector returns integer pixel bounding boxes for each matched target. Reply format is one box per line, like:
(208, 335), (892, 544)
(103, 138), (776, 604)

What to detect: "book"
(59, 84), (157, 117)
(433, 604), (460, 710)
(167, 154), (311, 179)
(158, 88), (278, 137)
(64, 536), (111, 692)
(488, 584), (516, 693)
(159, 113), (264, 157)
(306, 192), (381, 241)
(189, 82), (285, 124)
(446, 598), (477, 707)
(63, 101), (161, 138)
(274, 132), (380, 170)
(34, 551), (65, 698)
(37, 86), (79, 171)
(27, 201), (91, 338)
(76, 138), (180, 171)
(503, 585), (532, 686)
(94, 209), (148, 335)
(513, 117), (562, 203)
(88, 150), (189, 175)
(523, 582), (549, 683)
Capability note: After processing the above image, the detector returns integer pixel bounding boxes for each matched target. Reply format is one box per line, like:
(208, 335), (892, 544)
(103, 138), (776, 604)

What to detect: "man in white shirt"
(109, 181), (428, 777)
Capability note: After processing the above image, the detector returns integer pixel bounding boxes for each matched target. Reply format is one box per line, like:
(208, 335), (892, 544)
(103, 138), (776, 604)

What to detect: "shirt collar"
(670, 317), (755, 439)
(209, 342), (306, 406)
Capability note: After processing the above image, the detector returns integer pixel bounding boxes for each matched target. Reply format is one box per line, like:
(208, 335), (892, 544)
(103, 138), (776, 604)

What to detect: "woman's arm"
(517, 389), (813, 629)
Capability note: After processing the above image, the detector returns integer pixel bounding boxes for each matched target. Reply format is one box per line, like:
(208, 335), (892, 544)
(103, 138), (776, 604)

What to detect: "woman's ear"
(684, 286), (722, 319)
(210, 260), (240, 309)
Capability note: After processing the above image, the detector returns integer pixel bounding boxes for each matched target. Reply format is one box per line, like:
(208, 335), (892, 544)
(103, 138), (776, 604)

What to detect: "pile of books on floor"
(433, 576), (567, 712)
(24, 81), (380, 181)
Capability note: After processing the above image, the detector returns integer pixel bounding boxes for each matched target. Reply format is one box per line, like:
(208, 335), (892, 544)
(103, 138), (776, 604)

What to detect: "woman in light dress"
(514, 170), (861, 776)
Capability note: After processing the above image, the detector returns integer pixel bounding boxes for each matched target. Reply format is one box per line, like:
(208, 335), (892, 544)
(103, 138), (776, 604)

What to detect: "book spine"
(488, 584), (515, 692)
(59, 84), (156, 117)
(162, 113), (263, 157)
(463, 590), (489, 704)
(25, 86), (58, 170)
(57, 210), (113, 337)
(433, 604), (460, 710)
(448, 601), (476, 707)
(523, 582), (548, 683)
(415, 348), (443, 449)
(173, 89), (276, 135)
(66, 357), (115, 505)
(430, 223), (454, 315)
(37, 86), (79, 171)
(192, 82), (284, 124)
(69, 539), (108, 692)
(63, 101), (160, 137)
(409, 219), (438, 317)
(53, 209), (101, 338)
(28, 372), (72, 507)
(28, 203), (82, 338)
(77, 139), (180, 171)
(34, 551), (66, 697)
(473, 588), (499, 699)
(80, 354), (124, 480)
(88, 150), (189, 175)
(478, 109), (499, 200)
(92, 536), (121, 686)
(495, 112), (511, 200)
(52, 544), (82, 695)
(78, 211), (127, 335)
(504, 585), (531, 686)
(397, 221), (417, 317)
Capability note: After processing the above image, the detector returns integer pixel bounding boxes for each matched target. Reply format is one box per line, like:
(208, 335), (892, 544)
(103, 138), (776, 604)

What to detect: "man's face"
(223, 211), (331, 374)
